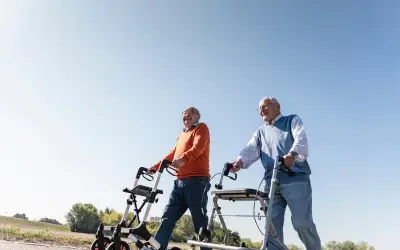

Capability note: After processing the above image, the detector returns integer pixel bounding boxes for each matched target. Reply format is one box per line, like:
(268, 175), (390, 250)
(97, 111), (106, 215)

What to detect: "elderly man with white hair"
(148, 106), (212, 250)
(231, 97), (321, 250)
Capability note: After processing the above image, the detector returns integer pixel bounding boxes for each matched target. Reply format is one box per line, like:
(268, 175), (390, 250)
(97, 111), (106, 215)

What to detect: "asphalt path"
(0, 241), (86, 250)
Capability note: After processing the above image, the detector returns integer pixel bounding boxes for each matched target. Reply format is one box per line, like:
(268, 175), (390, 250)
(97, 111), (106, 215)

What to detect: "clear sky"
(1, 1), (399, 249)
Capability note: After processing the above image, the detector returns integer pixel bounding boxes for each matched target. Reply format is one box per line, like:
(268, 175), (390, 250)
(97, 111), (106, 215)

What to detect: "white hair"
(259, 96), (280, 106)
(182, 106), (201, 118)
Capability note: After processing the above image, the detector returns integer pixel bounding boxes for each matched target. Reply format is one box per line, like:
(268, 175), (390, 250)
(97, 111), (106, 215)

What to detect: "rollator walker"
(91, 159), (178, 250)
(187, 156), (294, 250)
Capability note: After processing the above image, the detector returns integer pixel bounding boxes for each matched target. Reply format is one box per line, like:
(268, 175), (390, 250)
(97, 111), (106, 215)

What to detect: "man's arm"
(180, 123), (209, 163)
(236, 130), (261, 169)
(288, 115), (308, 162)
(150, 142), (177, 171)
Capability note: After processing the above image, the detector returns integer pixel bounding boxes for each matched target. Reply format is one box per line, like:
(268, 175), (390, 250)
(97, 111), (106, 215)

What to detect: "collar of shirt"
(266, 113), (283, 125)
(183, 122), (199, 132)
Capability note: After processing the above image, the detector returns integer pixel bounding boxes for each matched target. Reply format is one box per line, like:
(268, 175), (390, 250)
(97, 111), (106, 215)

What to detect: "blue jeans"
(262, 180), (321, 250)
(154, 176), (211, 250)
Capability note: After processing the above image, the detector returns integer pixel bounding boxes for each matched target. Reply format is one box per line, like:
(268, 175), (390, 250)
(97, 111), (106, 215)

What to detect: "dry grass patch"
(0, 227), (92, 248)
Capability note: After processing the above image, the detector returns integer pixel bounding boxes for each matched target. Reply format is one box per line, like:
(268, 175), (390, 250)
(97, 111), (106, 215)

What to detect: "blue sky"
(1, 1), (399, 249)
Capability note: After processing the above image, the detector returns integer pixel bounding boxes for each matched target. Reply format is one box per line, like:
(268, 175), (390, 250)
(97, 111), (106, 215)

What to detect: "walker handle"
(158, 159), (172, 172)
(136, 167), (154, 181)
(214, 162), (238, 189)
(158, 159), (179, 176)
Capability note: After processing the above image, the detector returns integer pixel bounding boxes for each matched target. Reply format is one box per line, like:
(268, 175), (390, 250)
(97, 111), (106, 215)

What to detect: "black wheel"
(169, 247), (181, 250)
(91, 237), (112, 250)
(105, 241), (131, 250)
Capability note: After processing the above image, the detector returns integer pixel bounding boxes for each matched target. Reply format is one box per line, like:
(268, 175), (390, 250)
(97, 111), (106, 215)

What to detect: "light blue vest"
(256, 114), (311, 188)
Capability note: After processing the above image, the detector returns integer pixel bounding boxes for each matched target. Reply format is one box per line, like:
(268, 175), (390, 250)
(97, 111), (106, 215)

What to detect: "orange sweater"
(151, 122), (210, 180)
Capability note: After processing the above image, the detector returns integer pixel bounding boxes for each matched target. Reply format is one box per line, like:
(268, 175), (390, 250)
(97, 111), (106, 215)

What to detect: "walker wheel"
(105, 241), (130, 250)
(91, 237), (111, 250)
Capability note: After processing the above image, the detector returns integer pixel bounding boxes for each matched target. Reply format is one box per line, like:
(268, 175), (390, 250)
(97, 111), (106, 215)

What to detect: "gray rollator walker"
(92, 165), (157, 250)
(92, 159), (179, 250)
(187, 156), (294, 250)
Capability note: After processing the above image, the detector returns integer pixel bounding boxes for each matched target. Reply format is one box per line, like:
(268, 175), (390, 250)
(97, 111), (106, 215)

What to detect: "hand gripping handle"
(158, 159), (179, 176)
(277, 156), (294, 177)
(223, 163), (237, 180)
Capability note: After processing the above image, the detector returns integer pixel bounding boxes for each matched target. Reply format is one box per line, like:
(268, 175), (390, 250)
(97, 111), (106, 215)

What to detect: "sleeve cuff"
(151, 162), (160, 171)
(182, 153), (189, 163)
(237, 156), (248, 169)
(289, 150), (308, 162)
(289, 151), (298, 159)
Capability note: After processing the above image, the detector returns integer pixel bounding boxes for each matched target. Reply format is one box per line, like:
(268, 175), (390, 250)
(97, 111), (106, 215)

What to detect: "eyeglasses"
(258, 103), (274, 110)
(182, 111), (199, 117)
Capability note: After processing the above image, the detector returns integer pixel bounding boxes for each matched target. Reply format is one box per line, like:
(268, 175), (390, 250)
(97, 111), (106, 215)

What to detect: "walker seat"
(122, 185), (163, 197)
(211, 188), (268, 201)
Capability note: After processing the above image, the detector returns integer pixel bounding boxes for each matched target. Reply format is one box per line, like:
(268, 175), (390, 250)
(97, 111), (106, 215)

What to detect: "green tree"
(13, 213), (28, 220)
(99, 209), (137, 228)
(247, 240), (262, 249)
(240, 238), (253, 247)
(171, 227), (187, 242)
(65, 203), (101, 233)
(150, 216), (161, 223)
(356, 241), (376, 250)
(39, 217), (61, 225)
(147, 216), (161, 235)
(205, 220), (242, 246)
(173, 214), (195, 241)
(322, 240), (375, 250)
(227, 230), (241, 246)
(287, 244), (304, 250)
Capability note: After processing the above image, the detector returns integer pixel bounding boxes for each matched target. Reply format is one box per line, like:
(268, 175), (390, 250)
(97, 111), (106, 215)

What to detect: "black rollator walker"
(187, 156), (294, 250)
(91, 159), (178, 250)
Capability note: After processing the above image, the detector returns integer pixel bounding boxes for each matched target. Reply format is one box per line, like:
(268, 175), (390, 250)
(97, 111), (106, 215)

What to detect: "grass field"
(0, 215), (70, 232)
(0, 215), (190, 249)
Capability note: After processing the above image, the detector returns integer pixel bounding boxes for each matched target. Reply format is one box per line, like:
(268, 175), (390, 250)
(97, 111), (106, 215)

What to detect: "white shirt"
(238, 113), (309, 169)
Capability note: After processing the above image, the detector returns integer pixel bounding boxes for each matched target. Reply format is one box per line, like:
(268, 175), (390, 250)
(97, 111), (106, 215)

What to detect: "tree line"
(12, 213), (61, 225)
(64, 203), (376, 250)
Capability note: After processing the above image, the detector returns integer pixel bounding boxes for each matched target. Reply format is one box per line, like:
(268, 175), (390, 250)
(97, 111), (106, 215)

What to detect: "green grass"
(0, 215), (69, 232)
(0, 216), (95, 248)
(0, 216), (191, 249)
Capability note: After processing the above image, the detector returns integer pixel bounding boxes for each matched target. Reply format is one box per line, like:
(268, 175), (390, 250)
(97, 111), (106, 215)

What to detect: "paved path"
(0, 241), (85, 250)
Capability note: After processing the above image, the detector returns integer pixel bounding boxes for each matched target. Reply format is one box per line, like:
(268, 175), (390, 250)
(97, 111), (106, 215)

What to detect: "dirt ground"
(0, 220), (191, 249)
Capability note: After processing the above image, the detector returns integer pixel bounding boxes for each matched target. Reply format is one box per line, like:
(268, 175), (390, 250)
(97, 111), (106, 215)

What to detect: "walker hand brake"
(215, 163), (237, 189)
(142, 173), (154, 181)
(158, 159), (179, 176)
(277, 156), (294, 177)
(223, 163), (237, 180)
(166, 166), (179, 176)
(136, 167), (154, 181)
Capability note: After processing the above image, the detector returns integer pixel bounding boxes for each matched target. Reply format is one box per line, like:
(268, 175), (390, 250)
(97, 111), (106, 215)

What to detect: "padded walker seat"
(123, 185), (163, 197)
(211, 188), (268, 201)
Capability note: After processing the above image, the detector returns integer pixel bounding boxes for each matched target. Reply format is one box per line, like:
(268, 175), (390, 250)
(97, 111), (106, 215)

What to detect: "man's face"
(182, 109), (199, 129)
(259, 99), (280, 123)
